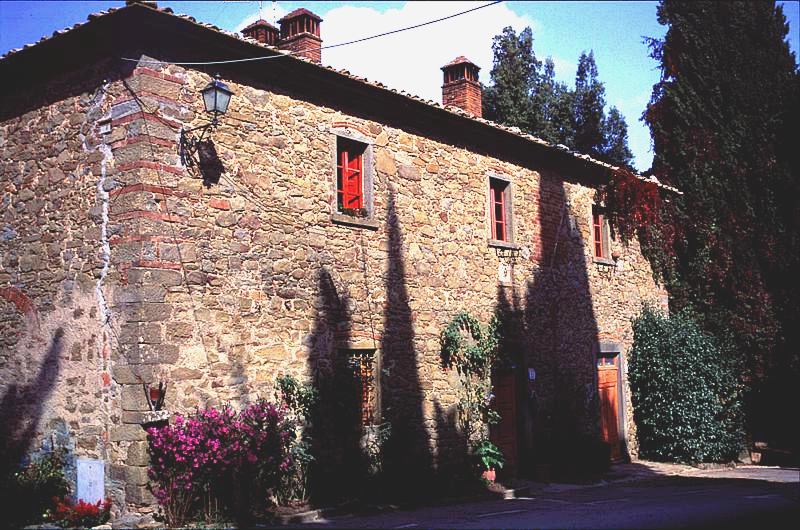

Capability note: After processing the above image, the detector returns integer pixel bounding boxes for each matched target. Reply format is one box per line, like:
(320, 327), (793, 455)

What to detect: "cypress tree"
(574, 51), (606, 157)
(643, 0), (799, 451)
(533, 57), (576, 147)
(484, 32), (633, 168)
(602, 106), (634, 167)
(483, 26), (539, 130)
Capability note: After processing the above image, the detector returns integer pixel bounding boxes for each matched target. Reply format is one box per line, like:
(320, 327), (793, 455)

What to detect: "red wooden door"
(597, 354), (622, 461)
(490, 371), (518, 474)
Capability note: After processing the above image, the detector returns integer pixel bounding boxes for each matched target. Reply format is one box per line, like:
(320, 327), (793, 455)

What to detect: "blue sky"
(1, 1), (798, 171)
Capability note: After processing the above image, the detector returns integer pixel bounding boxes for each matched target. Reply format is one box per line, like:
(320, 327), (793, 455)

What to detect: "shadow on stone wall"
(522, 177), (606, 478)
(0, 327), (64, 479)
(379, 191), (434, 502)
(195, 139), (224, 187)
(490, 283), (527, 476)
(305, 267), (363, 503)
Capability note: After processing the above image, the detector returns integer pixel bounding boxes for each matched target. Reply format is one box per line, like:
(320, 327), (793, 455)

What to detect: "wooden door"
(597, 354), (622, 461)
(490, 371), (518, 474)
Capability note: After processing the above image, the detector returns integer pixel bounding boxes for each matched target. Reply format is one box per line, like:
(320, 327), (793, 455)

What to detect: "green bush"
(629, 305), (744, 463)
(3, 449), (70, 526)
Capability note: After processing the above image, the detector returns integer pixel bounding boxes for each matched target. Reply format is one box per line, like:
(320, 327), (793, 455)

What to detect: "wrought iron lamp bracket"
(494, 246), (521, 262)
(179, 118), (219, 167)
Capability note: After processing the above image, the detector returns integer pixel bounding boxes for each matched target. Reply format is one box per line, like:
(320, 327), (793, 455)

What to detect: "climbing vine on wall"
(600, 167), (664, 244)
(440, 312), (504, 445)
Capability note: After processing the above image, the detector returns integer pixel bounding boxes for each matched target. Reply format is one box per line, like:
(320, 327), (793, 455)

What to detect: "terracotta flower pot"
(149, 386), (165, 411)
(482, 468), (496, 482)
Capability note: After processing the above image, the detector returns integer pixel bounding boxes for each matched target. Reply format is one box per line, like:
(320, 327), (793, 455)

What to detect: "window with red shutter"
(592, 207), (610, 259)
(336, 137), (366, 214)
(489, 177), (510, 242)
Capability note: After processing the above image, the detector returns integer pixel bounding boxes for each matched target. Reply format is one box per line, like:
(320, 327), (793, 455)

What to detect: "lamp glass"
(215, 88), (232, 114)
(202, 86), (217, 115)
(201, 77), (234, 116)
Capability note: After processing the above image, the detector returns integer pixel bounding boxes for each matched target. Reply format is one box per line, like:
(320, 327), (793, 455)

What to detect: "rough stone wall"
(106, 62), (666, 471)
(0, 77), (119, 505)
(1, 57), (666, 517)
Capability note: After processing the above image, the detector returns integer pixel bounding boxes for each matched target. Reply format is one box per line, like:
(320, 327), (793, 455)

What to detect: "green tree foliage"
(602, 106), (634, 167)
(629, 306), (744, 463)
(534, 58), (576, 146)
(483, 29), (634, 168)
(573, 51), (607, 158)
(482, 26), (539, 130)
(642, 0), (799, 450)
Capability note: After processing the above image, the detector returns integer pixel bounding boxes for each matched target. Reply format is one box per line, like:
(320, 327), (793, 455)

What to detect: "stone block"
(398, 163), (421, 181)
(215, 211), (240, 227)
(112, 365), (154, 384)
(126, 483), (155, 506)
(122, 411), (148, 424)
(375, 150), (396, 175)
(119, 302), (172, 322)
(121, 385), (150, 412)
(118, 322), (163, 345)
(110, 424), (147, 442)
(125, 465), (149, 486)
(171, 367), (202, 380)
(122, 343), (180, 365)
(128, 268), (183, 287)
(110, 464), (127, 482)
(114, 286), (167, 304)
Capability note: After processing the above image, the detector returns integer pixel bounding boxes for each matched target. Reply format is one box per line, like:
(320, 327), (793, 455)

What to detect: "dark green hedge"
(629, 305), (744, 463)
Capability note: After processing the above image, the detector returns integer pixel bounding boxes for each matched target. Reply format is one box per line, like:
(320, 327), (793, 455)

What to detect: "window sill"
(332, 212), (379, 230)
(593, 257), (615, 266)
(488, 239), (520, 250)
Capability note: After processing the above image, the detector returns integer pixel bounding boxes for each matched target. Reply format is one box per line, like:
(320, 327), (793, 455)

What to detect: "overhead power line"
(123, 1), (503, 66)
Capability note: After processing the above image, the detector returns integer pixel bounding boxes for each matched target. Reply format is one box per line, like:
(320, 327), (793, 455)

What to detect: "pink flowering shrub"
(147, 400), (292, 525)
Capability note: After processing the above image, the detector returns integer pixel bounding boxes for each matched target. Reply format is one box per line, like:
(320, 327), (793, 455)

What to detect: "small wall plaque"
(77, 458), (105, 504)
(498, 261), (511, 284)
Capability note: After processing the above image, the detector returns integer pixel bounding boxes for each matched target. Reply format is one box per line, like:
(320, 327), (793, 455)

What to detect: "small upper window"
(337, 137), (366, 215)
(331, 128), (377, 229)
(592, 207), (610, 260)
(489, 177), (511, 242)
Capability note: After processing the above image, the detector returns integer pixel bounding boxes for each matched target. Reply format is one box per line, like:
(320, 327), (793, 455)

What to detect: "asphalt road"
(285, 467), (799, 529)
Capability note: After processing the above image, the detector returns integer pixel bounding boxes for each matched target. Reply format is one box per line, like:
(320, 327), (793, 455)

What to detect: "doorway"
(597, 352), (623, 461)
(490, 370), (519, 474)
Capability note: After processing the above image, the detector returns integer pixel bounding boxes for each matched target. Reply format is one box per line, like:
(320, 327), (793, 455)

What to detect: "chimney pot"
(242, 19), (279, 46)
(441, 56), (482, 118)
(277, 8), (323, 63)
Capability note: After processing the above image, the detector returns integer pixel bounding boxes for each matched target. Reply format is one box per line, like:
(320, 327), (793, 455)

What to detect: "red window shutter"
(337, 150), (347, 210)
(490, 180), (507, 241)
(346, 151), (363, 209)
(593, 212), (605, 258)
(337, 139), (365, 213)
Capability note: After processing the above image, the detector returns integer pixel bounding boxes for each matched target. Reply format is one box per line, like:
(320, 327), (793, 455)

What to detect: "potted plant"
(474, 439), (504, 482)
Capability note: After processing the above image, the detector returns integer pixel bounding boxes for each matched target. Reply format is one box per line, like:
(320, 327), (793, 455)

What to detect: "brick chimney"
(441, 56), (482, 118)
(242, 19), (279, 46)
(278, 8), (323, 63)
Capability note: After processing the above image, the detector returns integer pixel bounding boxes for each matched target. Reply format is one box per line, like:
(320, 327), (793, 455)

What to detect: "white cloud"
(322, 2), (537, 102)
(233, 2), (537, 103)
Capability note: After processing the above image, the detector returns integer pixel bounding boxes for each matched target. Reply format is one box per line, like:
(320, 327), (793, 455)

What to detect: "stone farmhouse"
(0, 0), (670, 518)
